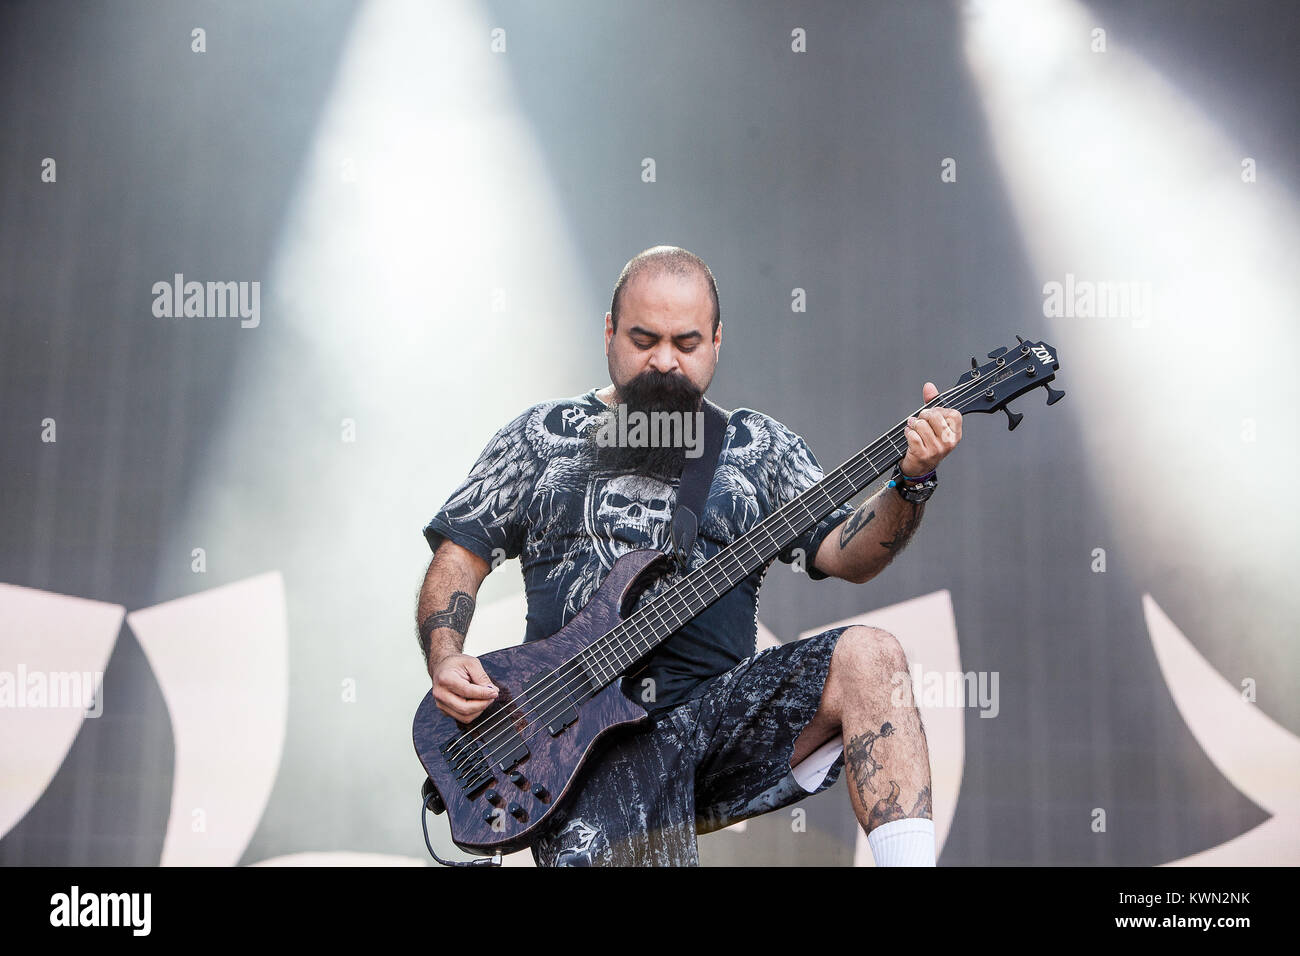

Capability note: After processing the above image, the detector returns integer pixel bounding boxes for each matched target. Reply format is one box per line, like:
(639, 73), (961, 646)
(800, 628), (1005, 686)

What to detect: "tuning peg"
(987, 346), (1009, 359)
(1015, 334), (1025, 345)
(970, 356), (979, 370)
(1045, 384), (1066, 405)
(1002, 405), (1023, 430)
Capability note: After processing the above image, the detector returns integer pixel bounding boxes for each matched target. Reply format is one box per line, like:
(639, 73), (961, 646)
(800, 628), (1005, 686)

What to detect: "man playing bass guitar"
(416, 245), (961, 866)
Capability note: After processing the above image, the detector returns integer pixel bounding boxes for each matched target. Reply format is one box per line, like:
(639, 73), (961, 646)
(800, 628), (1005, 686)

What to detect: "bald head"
(609, 245), (720, 335)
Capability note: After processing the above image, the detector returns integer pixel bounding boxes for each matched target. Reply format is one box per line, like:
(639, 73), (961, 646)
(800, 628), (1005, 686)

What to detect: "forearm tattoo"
(838, 506), (876, 549)
(418, 591), (475, 662)
(880, 500), (925, 554)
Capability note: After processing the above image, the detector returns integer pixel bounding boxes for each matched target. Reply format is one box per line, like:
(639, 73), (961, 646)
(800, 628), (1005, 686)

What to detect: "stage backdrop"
(2, 0), (1297, 866)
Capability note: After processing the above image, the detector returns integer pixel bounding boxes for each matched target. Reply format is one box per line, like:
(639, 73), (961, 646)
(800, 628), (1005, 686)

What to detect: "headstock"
(944, 335), (1064, 430)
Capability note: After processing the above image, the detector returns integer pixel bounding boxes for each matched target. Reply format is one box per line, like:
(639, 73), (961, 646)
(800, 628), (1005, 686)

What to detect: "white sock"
(867, 818), (936, 867)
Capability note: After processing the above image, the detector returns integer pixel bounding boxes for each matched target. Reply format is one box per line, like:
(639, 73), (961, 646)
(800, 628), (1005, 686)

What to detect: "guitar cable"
(422, 792), (502, 867)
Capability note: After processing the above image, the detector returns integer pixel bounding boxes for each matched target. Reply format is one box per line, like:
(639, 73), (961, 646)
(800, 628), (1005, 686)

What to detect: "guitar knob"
(485, 789), (500, 804)
(531, 784), (549, 801)
(508, 803), (525, 819)
(482, 809), (497, 824)
(509, 771), (526, 787)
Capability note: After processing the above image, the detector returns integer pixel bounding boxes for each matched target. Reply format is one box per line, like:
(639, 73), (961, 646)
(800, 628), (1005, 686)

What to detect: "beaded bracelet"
(896, 467), (936, 484)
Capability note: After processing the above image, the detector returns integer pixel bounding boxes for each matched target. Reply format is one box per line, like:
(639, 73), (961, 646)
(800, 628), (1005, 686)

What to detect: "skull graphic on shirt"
(585, 473), (675, 568)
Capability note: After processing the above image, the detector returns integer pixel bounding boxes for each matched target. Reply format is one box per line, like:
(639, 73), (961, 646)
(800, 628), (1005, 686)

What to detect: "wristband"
(890, 465), (938, 503)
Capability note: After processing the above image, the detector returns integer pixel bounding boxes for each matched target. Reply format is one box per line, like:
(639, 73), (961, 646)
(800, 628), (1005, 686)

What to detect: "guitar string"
(439, 354), (1039, 780)
(439, 352), (1045, 777)
(440, 359), (1032, 784)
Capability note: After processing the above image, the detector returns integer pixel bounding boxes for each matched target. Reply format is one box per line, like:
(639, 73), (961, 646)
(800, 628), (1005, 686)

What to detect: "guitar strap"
(669, 397), (730, 574)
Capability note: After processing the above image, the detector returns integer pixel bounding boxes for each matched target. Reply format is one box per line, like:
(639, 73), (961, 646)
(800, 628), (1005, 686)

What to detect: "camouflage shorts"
(530, 626), (850, 866)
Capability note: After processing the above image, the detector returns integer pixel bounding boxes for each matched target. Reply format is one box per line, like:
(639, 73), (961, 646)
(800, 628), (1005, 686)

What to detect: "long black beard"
(585, 370), (704, 480)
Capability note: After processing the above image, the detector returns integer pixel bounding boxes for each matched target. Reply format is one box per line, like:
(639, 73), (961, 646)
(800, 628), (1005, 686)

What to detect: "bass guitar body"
(413, 548), (670, 855)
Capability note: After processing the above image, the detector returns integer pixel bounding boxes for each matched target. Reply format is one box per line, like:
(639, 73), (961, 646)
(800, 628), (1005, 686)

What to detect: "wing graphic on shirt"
(440, 399), (594, 534)
(439, 414), (539, 530)
(718, 413), (772, 472)
(714, 410), (853, 571)
(719, 410), (826, 505)
(766, 419), (828, 506)
(702, 465), (760, 544)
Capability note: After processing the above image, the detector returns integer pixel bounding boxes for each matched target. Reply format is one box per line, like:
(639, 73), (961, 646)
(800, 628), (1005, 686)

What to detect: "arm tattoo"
(838, 506), (876, 549)
(418, 590), (475, 662)
(880, 500), (925, 554)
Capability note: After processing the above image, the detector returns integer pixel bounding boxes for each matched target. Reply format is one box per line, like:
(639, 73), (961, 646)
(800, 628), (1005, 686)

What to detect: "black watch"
(891, 465), (938, 504)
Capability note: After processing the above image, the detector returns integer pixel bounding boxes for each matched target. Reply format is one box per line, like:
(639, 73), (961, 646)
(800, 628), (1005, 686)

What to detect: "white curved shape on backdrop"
(1144, 594), (1300, 866)
(0, 583), (123, 840)
(127, 572), (288, 866)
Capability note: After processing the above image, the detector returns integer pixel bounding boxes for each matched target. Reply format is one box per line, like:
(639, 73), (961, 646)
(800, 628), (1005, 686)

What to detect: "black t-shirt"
(423, 388), (851, 715)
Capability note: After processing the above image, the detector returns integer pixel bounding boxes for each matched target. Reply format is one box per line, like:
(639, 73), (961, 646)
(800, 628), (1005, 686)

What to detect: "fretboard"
(581, 426), (912, 686)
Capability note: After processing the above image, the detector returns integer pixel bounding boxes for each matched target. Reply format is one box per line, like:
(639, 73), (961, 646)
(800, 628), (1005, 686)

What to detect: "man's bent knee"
(831, 625), (911, 694)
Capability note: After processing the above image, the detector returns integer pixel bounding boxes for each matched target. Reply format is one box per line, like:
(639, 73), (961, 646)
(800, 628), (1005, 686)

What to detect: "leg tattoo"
(848, 720), (933, 831)
(846, 721), (894, 797)
(867, 782), (933, 829)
